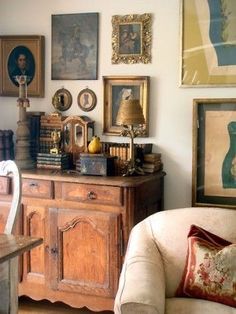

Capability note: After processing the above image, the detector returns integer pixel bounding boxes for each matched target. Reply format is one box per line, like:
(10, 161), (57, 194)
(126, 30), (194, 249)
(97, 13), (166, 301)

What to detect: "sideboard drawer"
(59, 182), (123, 206)
(22, 178), (54, 199)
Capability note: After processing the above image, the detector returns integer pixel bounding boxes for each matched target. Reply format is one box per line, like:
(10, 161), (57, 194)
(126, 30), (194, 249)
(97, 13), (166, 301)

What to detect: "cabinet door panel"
(23, 205), (46, 284)
(0, 202), (10, 232)
(49, 208), (121, 298)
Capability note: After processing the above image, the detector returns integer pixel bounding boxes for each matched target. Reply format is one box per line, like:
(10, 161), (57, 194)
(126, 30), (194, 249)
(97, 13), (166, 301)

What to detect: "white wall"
(0, 0), (235, 209)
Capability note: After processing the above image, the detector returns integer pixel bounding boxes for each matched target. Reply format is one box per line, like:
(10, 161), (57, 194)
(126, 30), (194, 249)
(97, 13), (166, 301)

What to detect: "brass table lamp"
(116, 98), (145, 176)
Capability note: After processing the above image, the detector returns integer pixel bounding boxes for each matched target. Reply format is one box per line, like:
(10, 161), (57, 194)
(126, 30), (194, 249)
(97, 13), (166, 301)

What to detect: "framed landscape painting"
(192, 98), (236, 209)
(52, 13), (98, 80)
(181, 0), (236, 86)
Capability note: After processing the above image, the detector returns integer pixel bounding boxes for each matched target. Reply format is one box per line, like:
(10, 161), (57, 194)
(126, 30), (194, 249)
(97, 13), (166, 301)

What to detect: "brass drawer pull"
(87, 191), (97, 200)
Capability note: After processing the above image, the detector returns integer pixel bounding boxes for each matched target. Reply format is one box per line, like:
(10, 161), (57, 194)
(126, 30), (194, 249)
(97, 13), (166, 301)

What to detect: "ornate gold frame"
(112, 13), (152, 64)
(103, 75), (149, 136)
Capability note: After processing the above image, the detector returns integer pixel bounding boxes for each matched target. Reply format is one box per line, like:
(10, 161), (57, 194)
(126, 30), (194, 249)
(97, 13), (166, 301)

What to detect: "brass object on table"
(50, 130), (61, 155)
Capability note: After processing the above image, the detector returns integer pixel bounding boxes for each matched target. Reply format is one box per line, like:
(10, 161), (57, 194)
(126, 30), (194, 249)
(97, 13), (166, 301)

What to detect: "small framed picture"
(0, 35), (45, 97)
(112, 13), (152, 64)
(103, 75), (149, 136)
(52, 88), (73, 112)
(77, 88), (97, 112)
(192, 98), (236, 209)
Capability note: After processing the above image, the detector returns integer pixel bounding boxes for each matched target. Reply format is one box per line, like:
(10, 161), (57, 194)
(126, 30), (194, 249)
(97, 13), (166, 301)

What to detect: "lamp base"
(123, 164), (145, 177)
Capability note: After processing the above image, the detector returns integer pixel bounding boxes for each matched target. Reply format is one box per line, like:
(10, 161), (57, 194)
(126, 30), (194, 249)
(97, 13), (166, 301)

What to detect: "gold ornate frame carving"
(112, 13), (152, 64)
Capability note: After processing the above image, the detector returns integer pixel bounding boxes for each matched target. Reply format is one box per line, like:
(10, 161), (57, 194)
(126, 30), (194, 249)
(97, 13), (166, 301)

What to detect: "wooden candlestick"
(14, 76), (35, 169)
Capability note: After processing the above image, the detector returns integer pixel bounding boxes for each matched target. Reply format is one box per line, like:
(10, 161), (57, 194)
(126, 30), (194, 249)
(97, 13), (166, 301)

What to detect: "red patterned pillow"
(176, 224), (236, 308)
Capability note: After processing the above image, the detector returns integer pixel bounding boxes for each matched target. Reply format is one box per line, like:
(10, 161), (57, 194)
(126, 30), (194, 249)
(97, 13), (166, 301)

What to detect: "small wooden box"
(80, 154), (116, 176)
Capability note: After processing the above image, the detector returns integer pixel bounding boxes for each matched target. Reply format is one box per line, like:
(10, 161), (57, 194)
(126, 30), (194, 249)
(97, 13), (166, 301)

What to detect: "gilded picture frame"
(52, 13), (98, 80)
(103, 75), (149, 136)
(112, 13), (152, 64)
(181, 0), (236, 87)
(192, 98), (236, 209)
(52, 88), (73, 112)
(0, 35), (45, 97)
(77, 88), (97, 112)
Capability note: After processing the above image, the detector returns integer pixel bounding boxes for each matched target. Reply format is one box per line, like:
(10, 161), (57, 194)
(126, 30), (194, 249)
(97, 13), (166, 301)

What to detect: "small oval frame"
(77, 88), (97, 112)
(52, 88), (72, 112)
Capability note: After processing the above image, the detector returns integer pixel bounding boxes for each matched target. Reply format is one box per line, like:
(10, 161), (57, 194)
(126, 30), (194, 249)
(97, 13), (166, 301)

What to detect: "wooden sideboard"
(0, 169), (165, 311)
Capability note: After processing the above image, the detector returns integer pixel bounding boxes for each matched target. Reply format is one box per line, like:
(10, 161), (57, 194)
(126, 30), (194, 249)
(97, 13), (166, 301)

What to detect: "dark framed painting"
(52, 13), (99, 80)
(0, 35), (45, 97)
(192, 98), (236, 209)
(112, 13), (152, 64)
(181, 0), (236, 86)
(103, 76), (149, 136)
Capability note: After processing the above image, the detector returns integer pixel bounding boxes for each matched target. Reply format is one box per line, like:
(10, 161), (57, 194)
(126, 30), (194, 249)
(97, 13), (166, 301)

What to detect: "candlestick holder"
(14, 75), (35, 169)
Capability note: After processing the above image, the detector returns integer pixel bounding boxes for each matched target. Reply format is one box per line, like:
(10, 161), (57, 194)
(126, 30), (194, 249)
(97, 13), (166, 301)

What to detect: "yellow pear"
(88, 136), (102, 154)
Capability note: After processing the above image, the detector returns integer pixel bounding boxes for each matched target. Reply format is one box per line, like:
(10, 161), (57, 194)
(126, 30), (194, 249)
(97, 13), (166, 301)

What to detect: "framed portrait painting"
(192, 98), (236, 209)
(112, 13), (152, 64)
(181, 0), (236, 86)
(52, 13), (98, 80)
(103, 76), (149, 136)
(0, 35), (44, 97)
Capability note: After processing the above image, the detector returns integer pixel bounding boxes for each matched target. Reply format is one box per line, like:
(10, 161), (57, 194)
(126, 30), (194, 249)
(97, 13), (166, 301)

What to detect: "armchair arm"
(114, 218), (165, 314)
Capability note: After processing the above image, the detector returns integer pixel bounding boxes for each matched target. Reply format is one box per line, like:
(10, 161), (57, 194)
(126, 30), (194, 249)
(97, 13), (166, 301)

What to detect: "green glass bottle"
(222, 121), (236, 188)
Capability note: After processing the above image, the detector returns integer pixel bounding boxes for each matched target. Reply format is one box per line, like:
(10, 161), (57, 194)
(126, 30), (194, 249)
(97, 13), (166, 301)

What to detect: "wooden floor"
(18, 297), (113, 314)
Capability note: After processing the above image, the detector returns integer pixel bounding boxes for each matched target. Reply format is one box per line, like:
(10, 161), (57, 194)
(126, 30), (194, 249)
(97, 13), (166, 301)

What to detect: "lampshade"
(116, 99), (145, 125)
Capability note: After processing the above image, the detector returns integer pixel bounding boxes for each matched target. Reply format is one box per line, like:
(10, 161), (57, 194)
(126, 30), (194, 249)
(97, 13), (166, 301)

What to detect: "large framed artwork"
(103, 75), (149, 136)
(0, 35), (44, 97)
(192, 98), (236, 209)
(181, 0), (236, 87)
(111, 13), (152, 64)
(52, 13), (98, 80)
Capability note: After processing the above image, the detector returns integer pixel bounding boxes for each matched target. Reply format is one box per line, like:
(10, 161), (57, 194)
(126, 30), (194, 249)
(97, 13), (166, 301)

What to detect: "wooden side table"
(0, 234), (43, 314)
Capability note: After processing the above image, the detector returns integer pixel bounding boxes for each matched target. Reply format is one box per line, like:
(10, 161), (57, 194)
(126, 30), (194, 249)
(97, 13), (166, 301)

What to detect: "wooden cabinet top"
(21, 169), (166, 188)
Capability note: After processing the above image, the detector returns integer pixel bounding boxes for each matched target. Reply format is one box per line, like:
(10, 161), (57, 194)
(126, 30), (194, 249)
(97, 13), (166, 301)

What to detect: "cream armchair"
(114, 207), (236, 314)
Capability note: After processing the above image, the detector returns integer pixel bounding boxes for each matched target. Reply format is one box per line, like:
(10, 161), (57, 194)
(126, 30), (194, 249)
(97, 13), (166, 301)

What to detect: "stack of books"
(39, 114), (66, 154)
(27, 111), (45, 161)
(101, 142), (153, 175)
(36, 153), (71, 170)
(142, 153), (163, 173)
(0, 129), (14, 161)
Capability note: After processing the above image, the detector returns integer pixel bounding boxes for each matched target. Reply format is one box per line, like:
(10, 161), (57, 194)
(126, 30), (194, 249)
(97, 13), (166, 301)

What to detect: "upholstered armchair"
(114, 207), (236, 314)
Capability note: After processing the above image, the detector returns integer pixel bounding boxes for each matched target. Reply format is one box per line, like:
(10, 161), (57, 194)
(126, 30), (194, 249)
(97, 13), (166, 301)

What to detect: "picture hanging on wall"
(111, 13), (152, 64)
(103, 75), (149, 136)
(0, 35), (45, 97)
(181, 0), (236, 87)
(51, 13), (98, 80)
(192, 98), (236, 209)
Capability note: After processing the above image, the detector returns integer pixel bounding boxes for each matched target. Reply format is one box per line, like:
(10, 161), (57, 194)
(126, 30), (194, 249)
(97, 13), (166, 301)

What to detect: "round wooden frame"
(77, 88), (97, 112)
(52, 88), (72, 112)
